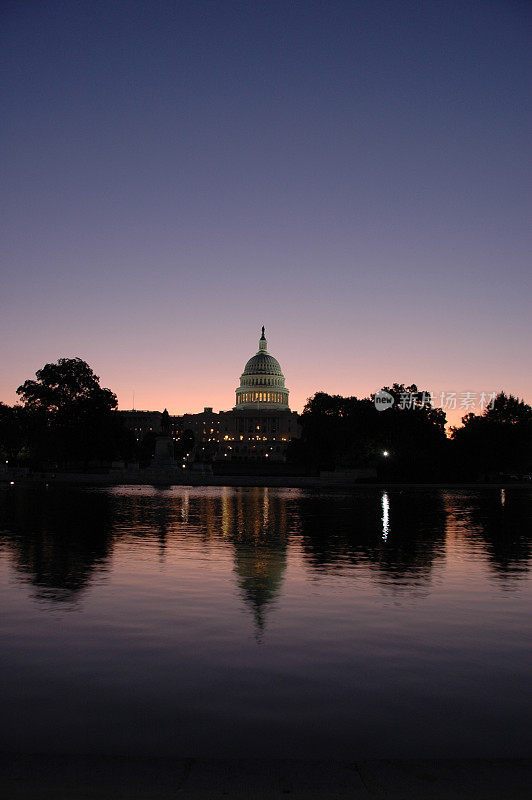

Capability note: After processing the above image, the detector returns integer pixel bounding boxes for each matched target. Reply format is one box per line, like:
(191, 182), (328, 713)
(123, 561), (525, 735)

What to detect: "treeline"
(288, 386), (532, 481)
(1, 359), (532, 481)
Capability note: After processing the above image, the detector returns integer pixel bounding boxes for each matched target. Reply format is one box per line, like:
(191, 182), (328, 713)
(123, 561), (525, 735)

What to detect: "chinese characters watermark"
(374, 390), (497, 412)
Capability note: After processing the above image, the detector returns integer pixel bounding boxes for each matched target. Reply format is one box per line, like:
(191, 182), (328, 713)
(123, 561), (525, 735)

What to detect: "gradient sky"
(2, 0), (531, 426)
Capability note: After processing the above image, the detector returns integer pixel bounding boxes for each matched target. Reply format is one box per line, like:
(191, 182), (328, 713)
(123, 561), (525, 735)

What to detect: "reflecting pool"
(0, 484), (531, 758)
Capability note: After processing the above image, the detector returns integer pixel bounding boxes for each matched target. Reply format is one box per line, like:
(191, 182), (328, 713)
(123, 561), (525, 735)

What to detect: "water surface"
(0, 484), (531, 758)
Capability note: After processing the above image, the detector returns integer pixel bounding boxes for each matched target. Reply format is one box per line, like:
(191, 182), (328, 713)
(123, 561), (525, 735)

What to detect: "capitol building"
(122, 328), (300, 463)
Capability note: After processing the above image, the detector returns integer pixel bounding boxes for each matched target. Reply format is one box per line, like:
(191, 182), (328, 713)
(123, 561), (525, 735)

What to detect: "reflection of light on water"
(263, 487), (269, 527)
(181, 490), (189, 523)
(381, 491), (390, 541)
(221, 487), (231, 537)
(501, 489), (505, 506)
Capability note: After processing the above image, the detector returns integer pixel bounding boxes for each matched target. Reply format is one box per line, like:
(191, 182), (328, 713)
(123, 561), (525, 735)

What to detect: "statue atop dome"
(259, 326), (268, 353)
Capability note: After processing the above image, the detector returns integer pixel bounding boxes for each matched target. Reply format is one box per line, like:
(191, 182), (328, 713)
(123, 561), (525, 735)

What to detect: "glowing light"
(383, 450), (389, 457)
(501, 488), (506, 506)
(381, 491), (390, 541)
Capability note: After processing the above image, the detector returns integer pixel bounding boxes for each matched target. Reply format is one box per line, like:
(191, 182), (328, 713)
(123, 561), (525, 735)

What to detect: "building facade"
(121, 328), (301, 462)
(119, 409), (162, 442)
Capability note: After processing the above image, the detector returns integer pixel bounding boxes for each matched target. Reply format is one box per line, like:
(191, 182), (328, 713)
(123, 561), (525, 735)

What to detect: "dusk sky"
(2, 0), (530, 425)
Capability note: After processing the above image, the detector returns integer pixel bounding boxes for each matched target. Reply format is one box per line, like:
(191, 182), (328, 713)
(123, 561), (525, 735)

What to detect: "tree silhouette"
(16, 357), (133, 467)
(17, 357), (117, 418)
(450, 392), (532, 478)
(291, 387), (448, 478)
(0, 402), (25, 463)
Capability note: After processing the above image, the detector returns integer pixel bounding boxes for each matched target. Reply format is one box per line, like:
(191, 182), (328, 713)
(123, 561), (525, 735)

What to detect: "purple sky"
(2, 0), (531, 426)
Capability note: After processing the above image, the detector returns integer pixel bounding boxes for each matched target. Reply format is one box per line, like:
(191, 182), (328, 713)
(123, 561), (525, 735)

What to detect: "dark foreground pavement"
(1, 755), (530, 798)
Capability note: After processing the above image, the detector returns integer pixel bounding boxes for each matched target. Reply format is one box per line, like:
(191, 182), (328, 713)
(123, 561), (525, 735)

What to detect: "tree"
(293, 386), (448, 478)
(17, 358), (117, 419)
(16, 358), (132, 467)
(450, 392), (532, 478)
(0, 402), (25, 464)
(482, 392), (532, 425)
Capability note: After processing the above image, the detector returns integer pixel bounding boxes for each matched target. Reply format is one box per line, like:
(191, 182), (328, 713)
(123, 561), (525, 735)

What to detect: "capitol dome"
(235, 328), (290, 410)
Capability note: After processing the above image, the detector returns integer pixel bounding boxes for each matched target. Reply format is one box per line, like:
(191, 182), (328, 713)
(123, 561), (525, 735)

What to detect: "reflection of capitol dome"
(235, 327), (289, 410)
(233, 546), (286, 634)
